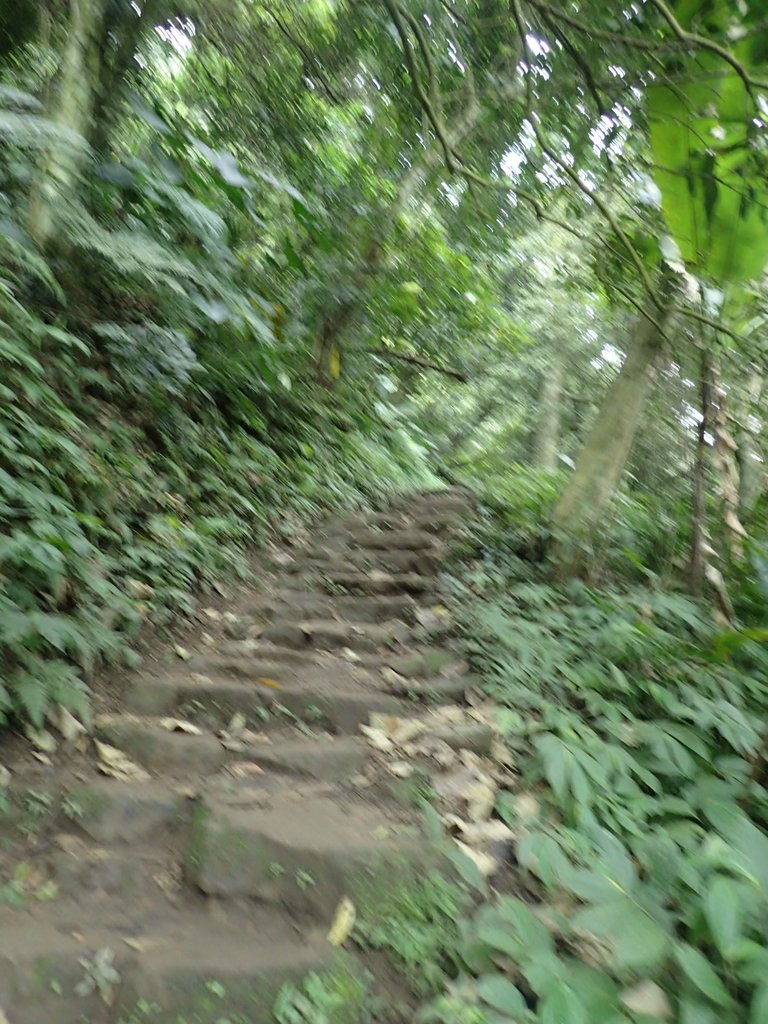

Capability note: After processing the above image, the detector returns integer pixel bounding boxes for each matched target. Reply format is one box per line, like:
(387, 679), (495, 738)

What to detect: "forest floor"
(0, 486), (488, 1024)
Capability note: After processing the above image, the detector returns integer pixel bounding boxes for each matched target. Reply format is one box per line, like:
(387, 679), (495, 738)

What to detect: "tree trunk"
(533, 357), (563, 471)
(737, 369), (764, 516)
(28, 0), (105, 245)
(711, 361), (746, 562)
(689, 348), (712, 596)
(549, 309), (667, 574)
(314, 98), (482, 379)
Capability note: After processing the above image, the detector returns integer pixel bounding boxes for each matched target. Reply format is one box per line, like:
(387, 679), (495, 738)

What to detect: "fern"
(58, 203), (198, 285)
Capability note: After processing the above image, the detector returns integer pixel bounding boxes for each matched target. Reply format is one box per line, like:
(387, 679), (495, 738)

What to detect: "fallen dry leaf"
(202, 608), (222, 622)
(454, 839), (498, 878)
(433, 767), (478, 802)
(465, 779), (497, 822)
(256, 677), (283, 690)
(379, 666), (408, 691)
(173, 645), (192, 661)
(620, 981), (672, 1020)
(127, 579), (154, 600)
(0, 766), (10, 788)
(388, 760), (414, 778)
(327, 897), (357, 946)
(159, 718), (202, 736)
(220, 738), (248, 753)
(31, 751), (52, 766)
(341, 647), (361, 663)
(226, 761), (264, 779)
(153, 869), (181, 896)
(392, 719), (427, 745)
(446, 817), (514, 847)
(227, 712), (247, 736)
(514, 793), (541, 822)
(360, 725), (395, 753)
(57, 707), (87, 743)
(429, 705), (467, 726)
(94, 740), (150, 783)
(402, 736), (457, 769)
(490, 738), (515, 768)
(369, 712), (426, 746)
(25, 726), (57, 754)
(122, 936), (161, 954)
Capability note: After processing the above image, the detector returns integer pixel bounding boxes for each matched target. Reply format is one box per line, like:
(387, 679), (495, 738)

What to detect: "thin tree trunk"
(533, 357), (563, 471)
(711, 361), (746, 562)
(549, 308), (668, 574)
(29, 0), (104, 245)
(689, 348), (712, 596)
(737, 369), (763, 515)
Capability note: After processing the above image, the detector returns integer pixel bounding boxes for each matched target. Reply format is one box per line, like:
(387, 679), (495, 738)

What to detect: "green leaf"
(446, 845), (487, 894)
(704, 877), (744, 955)
(476, 922), (521, 959)
(680, 998), (718, 1024)
(675, 944), (730, 1006)
(750, 985), (768, 1024)
(539, 979), (587, 1024)
(574, 898), (669, 970)
(476, 975), (527, 1015)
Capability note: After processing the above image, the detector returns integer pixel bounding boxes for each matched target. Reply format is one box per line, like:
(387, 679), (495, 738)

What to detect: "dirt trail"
(0, 487), (480, 1023)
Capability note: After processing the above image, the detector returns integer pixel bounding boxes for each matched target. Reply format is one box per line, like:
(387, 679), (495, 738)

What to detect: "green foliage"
(0, 81), (437, 727)
(274, 966), (374, 1024)
(648, 0), (768, 283)
(355, 871), (469, 998)
(436, 510), (768, 1024)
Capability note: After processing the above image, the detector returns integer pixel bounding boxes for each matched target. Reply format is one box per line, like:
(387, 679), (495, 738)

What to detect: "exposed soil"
(0, 487), (481, 1024)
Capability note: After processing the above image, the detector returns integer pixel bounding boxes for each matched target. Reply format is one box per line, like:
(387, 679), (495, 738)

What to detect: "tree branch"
(365, 348), (469, 381)
(649, 0), (768, 97)
(381, 0), (459, 173)
(263, 7), (345, 104)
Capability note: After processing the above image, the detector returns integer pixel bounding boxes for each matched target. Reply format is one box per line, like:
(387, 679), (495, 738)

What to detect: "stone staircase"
(0, 487), (479, 1024)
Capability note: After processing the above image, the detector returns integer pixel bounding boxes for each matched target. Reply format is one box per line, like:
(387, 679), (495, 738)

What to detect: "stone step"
(248, 735), (369, 781)
(186, 792), (428, 920)
(66, 778), (192, 843)
(287, 548), (442, 576)
(93, 715), (372, 781)
(389, 487), (475, 510)
(240, 591), (420, 624)
(124, 674), (405, 734)
(324, 500), (471, 540)
(381, 673), (471, 702)
(93, 715), (271, 777)
(46, 834), (176, 901)
(319, 570), (433, 596)
(355, 646), (467, 679)
(350, 527), (443, 551)
(260, 618), (412, 653)
(0, 903), (332, 1024)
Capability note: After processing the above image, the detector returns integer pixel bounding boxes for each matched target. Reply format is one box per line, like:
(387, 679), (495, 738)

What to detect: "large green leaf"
(704, 876), (745, 956)
(675, 944), (730, 1006)
(648, 5), (768, 284)
(476, 975), (527, 1016)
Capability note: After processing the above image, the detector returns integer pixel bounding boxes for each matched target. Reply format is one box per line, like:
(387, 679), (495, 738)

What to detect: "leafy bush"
(434, 515), (768, 1024)
(355, 871), (469, 998)
(0, 85), (436, 727)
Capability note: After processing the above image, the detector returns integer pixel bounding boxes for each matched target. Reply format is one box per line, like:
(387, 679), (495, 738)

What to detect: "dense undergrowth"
(0, 83), (438, 729)
(411, 490), (768, 1024)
